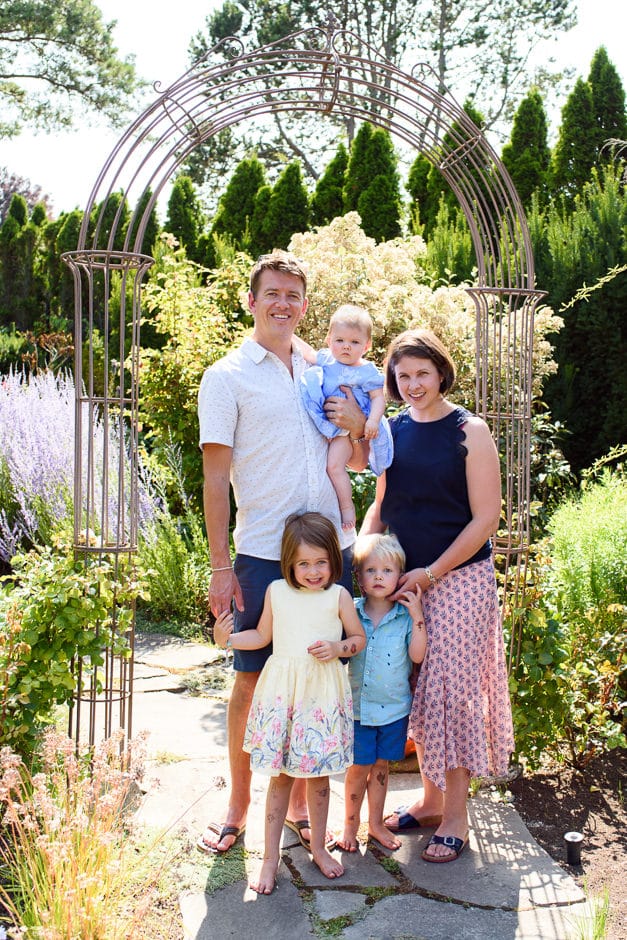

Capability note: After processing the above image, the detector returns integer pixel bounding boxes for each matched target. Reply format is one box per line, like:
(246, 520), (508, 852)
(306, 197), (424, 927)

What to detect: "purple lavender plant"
(0, 370), (159, 563)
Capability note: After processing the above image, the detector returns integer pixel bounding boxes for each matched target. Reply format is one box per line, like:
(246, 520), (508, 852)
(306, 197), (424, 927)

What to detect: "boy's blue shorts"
(232, 548), (354, 672)
(352, 714), (409, 765)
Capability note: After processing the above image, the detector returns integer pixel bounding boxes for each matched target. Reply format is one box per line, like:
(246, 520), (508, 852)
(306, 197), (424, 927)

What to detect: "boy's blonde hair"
(353, 533), (406, 572)
(327, 304), (372, 341)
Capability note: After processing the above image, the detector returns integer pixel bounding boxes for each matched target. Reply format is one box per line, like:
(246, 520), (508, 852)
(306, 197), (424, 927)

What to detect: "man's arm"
(202, 443), (244, 616)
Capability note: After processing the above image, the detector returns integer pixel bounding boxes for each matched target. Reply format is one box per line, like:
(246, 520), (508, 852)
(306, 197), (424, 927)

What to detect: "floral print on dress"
(409, 557), (514, 791)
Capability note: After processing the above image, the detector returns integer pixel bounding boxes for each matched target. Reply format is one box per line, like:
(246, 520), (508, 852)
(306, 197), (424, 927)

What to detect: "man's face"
(248, 270), (307, 346)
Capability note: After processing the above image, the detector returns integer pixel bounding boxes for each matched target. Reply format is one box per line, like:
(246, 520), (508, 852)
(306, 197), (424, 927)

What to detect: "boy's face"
(358, 553), (401, 600)
(327, 323), (370, 367)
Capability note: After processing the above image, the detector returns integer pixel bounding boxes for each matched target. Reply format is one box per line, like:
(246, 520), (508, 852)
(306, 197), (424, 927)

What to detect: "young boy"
(296, 305), (389, 530)
(337, 533), (427, 852)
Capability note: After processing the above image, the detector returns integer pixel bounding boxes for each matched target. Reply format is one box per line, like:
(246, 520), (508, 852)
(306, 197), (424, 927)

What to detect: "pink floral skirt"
(409, 557), (514, 791)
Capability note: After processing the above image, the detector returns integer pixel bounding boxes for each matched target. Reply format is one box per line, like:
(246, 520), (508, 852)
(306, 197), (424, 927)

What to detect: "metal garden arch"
(62, 21), (545, 746)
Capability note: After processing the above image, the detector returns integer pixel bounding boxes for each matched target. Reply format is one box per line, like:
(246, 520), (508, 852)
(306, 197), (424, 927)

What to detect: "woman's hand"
(213, 609), (234, 648)
(392, 567), (430, 599)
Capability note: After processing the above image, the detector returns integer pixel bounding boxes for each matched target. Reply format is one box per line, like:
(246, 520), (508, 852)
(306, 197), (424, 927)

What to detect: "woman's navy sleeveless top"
(380, 406), (492, 571)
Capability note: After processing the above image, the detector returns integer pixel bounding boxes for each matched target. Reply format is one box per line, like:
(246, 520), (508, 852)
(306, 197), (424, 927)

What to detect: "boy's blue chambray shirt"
(349, 597), (414, 726)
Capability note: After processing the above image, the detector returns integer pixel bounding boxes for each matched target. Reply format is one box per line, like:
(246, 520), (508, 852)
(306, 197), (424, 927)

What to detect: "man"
(197, 250), (368, 853)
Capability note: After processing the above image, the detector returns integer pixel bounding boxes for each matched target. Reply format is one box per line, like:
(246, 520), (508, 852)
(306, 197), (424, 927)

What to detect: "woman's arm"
(359, 472), (387, 535)
(213, 586), (274, 650)
(307, 588), (366, 661)
(396, 416), (501, 594)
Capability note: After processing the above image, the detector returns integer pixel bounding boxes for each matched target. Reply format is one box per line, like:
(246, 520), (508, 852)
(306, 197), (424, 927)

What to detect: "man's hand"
(323, 386), (366, 437)
(209, 568), (245, 618)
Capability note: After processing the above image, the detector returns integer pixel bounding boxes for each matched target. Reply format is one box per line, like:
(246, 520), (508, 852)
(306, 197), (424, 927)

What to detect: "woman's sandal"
(384, 806), (443, 832)
(421, 833), (469, 863)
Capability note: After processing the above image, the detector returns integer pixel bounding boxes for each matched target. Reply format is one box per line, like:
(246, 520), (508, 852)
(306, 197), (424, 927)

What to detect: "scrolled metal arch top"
(77, 25), (534, 290)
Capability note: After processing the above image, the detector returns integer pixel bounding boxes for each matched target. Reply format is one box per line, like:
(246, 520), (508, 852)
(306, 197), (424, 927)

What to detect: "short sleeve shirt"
(198, 338), (354, 559)
(349, 598), (414, 726)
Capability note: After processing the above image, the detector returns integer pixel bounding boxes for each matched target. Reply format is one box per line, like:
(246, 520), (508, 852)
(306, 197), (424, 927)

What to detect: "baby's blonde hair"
(327, 304), (372, 341)
(353, 533), (406, 572)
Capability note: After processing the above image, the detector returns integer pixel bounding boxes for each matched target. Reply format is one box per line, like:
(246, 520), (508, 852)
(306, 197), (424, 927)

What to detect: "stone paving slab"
(336, 892), (594, 940)
(134, 633), (224, 672)
(179, 864), (316, 939)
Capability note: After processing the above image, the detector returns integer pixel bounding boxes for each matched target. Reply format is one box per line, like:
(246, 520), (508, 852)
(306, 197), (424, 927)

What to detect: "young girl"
(213, 511), (366, 895)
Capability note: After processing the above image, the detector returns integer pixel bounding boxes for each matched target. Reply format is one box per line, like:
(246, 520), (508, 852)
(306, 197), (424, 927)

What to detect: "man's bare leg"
(199, 670), (258, 851)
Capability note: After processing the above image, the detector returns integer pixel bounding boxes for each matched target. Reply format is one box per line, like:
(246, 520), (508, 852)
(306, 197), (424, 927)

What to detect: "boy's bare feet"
(250, 857), (279, 895)
(336, 824), (359, 852)
(368, 822), (401, 850)
(312, 847), (344, 878)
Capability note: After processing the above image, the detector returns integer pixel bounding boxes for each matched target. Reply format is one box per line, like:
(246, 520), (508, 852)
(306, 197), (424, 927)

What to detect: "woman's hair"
(384, 328), (456, 401)
(249, 249), (307, 296)
(327, 304), (372, 341)
(281, 512), (343, 589)
(353, 533), (406, 573)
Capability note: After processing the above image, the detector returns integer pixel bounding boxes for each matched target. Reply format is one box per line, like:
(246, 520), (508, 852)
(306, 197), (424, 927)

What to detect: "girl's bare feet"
(250, 857), (279, 895)
(312, 847), (344, 878)
(368, 822), (401, 850)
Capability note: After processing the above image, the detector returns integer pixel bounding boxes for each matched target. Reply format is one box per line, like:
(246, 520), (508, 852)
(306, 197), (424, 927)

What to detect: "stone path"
(130, 634), (598, 939)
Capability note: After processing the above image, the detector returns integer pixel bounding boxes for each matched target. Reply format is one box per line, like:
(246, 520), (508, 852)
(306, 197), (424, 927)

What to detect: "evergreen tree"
(343, 123), (374, 212)
(344, 125), (401, 241)
(310, 144), (348, 226)
(248, 184), (273, 257)
(263, 162), (310, 250)
(501, 89), (551, 208)
(127, 188), (161, 257)
(588, 47), (627, 156)
(551, 78), (597, 204)
(534, 166), (627, 470)
(211, 155), (266, 247)
(165, 176), (206, 264)
(406, 154), (430, 234)
(0, 195), (44, 330)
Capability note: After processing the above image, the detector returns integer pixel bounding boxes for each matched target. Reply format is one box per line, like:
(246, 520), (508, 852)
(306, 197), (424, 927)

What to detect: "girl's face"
(358, 553), (401, 600)
(292, 542), (332, 590)
(328, 324), (370, 367)
(393, 355), (443, 414)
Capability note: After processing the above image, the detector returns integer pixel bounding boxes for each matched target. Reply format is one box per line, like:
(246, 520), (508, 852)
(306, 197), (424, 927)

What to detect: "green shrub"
(509, 468), (626, 769)
(0, 542), (144, 757)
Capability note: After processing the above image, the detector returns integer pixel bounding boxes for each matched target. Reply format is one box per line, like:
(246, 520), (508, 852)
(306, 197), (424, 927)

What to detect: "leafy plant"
(0, 542), (145, 757)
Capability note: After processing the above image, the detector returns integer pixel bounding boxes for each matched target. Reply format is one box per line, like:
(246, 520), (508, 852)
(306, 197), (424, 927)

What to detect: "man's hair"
(280, 512), (343, 589)
(249, 249), (308, 296)
(352, 533), (406, 572)
(384, 328), (456, 401)
(327, 304), (373, 341)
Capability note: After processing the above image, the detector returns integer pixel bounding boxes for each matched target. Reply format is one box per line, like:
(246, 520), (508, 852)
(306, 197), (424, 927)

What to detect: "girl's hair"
(327, 304), (372, 341)
(384, 328), (456, 401)
(249, 249), (307, 296)
(281, 512), (343, 589)
(353, 533), (406, 573)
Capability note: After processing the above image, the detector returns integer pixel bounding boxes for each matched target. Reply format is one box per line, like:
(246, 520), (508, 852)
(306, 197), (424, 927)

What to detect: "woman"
(360, 329), (514, 862)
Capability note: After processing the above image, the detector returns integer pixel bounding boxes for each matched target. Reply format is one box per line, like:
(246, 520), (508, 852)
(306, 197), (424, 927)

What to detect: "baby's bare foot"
(368, 822), (401, 850)
(249, 858), (278, 895)
(312, 847), (344, 879)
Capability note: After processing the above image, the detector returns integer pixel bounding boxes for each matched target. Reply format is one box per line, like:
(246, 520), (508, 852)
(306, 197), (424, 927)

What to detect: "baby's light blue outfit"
(301, 349), (393, 475)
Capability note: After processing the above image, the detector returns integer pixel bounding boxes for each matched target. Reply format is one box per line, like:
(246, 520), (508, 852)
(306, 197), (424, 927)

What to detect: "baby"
(298, 305), (387, 530)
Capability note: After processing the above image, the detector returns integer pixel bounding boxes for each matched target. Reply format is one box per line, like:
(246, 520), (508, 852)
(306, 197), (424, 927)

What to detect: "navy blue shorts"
(352, 714), (409, 765)
(232, 547), (354, 672)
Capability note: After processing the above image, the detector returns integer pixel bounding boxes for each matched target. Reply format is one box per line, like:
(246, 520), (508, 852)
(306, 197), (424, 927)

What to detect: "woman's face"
(394, 355), (442, 411)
